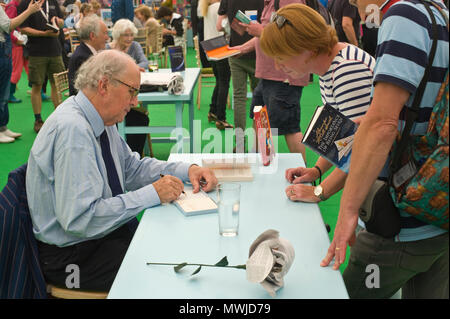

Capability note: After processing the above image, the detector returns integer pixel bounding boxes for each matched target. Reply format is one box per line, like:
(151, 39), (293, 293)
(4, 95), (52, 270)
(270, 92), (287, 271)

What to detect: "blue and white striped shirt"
(319, 44), (376, 120)
(374, 0), (449, 242)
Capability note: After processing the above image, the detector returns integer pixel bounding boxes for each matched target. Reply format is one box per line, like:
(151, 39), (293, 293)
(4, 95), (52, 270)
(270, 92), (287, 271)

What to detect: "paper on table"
(140, 72), (184, 95)
(174, 187), (218, 215)
(246, 230), (295, 297)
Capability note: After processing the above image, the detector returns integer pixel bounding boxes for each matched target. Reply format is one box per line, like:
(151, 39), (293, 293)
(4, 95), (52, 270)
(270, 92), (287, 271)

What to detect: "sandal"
(215, 120), (234, 130)
(208, 112), (218, 123)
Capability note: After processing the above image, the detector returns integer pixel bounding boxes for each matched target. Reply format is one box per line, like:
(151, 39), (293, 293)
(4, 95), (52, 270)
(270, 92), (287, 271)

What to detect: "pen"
(160, 174), (185, 194)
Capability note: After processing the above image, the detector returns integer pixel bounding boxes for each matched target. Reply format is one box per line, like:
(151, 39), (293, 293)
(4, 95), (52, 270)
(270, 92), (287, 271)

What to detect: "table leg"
(175, 101), (183, 153)
(189, 98), (194, 153)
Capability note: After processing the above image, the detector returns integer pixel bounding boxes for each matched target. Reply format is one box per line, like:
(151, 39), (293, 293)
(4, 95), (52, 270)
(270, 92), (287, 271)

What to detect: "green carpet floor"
(0, 47), (349, 271)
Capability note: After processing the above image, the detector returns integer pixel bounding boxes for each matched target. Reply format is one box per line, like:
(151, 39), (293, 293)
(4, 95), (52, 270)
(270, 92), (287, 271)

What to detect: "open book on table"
(173, 186), (218, 217)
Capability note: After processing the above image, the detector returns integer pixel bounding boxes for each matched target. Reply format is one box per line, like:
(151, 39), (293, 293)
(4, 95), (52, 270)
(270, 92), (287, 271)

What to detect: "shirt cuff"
(134, 183), (161, 208)
(172, 162), (192, 182)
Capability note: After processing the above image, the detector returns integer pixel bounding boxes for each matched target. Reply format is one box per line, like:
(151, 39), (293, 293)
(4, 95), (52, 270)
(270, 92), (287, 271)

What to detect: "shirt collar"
(380, 0), (400, 14)
(84, 42), (97, 55)
(74, 90), (105, 138)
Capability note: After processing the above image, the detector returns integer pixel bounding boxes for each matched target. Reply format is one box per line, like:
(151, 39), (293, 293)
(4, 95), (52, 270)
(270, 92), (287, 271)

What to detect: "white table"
(117, 68), (200, 153)
(108, 153), (348, 299)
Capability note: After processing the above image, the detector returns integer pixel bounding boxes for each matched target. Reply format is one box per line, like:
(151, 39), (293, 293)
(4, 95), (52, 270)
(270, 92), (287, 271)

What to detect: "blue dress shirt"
(26, 91), (191, 247)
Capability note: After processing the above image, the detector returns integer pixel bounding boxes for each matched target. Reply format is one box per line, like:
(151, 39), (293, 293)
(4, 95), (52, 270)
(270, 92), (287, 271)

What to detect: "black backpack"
(274, 0), (335, 27)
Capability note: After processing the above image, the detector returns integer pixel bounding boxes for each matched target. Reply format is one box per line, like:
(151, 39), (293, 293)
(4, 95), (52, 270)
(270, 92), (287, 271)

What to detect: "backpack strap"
(274, 0), (280, 11)
(389, 0), (440, 178)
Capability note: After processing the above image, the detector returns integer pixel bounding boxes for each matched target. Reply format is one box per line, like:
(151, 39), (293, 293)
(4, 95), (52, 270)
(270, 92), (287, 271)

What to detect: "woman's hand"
(285, 184), (320, 203)
(285, 167), (320, 184)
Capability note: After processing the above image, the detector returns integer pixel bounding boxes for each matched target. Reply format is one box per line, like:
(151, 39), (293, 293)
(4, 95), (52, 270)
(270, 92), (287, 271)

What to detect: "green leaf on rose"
(174, 262), (188, 273)
(191, 266), (202, 276)
(215, 256), (229, 267)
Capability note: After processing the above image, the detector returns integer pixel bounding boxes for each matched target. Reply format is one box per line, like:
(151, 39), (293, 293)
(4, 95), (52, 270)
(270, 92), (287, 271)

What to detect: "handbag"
(359, 180), (400, 238)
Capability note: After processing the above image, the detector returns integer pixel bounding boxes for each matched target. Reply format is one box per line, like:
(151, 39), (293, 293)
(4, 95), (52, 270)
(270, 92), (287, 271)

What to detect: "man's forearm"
(240, 37), (257, 53)
(20, 26), (45, 37)
(217, 14), (225, 32)
(342, 17), (358, 46)
(340, 82), (410, 213)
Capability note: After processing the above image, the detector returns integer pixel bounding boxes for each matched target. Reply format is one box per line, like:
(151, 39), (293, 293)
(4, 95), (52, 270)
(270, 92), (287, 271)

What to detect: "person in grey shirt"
(26, 50), (217, 291)
(107, 18), (148, 70)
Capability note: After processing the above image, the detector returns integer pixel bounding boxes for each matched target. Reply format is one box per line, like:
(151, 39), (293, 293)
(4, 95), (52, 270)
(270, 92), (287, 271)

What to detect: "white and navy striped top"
(319, 44), (376, 120)
(373, 0), (448, 242)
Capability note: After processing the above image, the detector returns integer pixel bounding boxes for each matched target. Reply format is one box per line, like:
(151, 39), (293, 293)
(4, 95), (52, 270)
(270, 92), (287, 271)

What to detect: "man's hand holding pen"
(153, 174), (185, 203)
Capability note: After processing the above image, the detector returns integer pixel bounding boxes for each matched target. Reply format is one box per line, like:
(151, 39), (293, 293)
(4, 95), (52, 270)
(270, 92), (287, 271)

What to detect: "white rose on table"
(246, 229), (295, 297)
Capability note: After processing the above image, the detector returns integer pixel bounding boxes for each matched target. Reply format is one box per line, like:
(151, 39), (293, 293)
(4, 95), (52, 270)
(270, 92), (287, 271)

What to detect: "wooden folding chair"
(52, 70), (69, 107)
(135, 27), (149, 57)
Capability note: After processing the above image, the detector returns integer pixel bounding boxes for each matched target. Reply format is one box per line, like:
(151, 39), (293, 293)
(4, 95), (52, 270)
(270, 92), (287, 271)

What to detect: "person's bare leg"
(31, 84), (43, 115)
(285, 132), (307, 165)
(50, 81), (59, 108)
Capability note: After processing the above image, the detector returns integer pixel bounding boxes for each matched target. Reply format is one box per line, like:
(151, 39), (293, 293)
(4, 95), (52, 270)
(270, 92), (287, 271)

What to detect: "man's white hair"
(111, 18), (138, 41)
(78, 14), (103, 41)
(74, 50), (135, 92)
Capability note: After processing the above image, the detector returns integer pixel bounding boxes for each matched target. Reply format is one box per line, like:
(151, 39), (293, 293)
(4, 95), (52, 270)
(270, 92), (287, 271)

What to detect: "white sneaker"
(3, 129), (22, 139)
(0, 131), (15, 143)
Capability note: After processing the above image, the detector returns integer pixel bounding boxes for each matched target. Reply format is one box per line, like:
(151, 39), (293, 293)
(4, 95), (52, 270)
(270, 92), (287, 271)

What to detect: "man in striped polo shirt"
(323, 0), (449, 298)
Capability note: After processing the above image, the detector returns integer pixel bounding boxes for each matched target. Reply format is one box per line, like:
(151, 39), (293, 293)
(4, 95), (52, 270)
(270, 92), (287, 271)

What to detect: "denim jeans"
(0, 33), (12, 128)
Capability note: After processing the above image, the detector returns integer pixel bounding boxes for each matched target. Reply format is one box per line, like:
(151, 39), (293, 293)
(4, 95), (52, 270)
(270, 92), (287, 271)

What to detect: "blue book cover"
(302, 104), (357, 173)
(168, 45), (185, 72)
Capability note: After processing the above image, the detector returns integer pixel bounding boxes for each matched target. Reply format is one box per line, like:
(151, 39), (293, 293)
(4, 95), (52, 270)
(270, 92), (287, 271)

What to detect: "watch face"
(314, 186), (322, 197)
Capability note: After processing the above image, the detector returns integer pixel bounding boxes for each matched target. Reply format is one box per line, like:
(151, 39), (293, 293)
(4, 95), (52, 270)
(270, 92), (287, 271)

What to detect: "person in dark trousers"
(217, 0), (264, 152)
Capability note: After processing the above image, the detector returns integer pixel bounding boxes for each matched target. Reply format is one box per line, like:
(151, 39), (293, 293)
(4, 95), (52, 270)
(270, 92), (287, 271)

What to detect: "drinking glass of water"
(217, 183), (241, 237)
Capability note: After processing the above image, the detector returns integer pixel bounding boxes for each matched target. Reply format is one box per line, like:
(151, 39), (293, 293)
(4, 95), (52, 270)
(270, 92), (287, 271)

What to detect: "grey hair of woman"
(74, 50), (134, 92)
(111, 18), (138, 41)
(78, 14), (102, 41)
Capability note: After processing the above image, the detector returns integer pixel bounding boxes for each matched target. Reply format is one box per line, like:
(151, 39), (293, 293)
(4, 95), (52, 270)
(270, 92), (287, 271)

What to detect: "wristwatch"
(314, 185), (327, 201)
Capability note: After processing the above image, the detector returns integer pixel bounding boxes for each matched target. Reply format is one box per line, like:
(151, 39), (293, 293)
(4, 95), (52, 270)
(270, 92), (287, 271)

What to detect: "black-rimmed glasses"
(113, 78), (140, 98)
(270, 13), (293, 28)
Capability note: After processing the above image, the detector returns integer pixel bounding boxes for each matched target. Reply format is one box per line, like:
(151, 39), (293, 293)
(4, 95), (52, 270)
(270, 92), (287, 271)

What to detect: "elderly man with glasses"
(26, 50), (218, 292)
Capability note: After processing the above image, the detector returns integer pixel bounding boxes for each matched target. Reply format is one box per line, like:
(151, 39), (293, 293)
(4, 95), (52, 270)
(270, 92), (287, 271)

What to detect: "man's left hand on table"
(188, 165), (218, 193)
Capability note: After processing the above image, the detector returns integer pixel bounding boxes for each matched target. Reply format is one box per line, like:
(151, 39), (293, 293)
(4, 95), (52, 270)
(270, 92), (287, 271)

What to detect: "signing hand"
(320, 208), (358, 270)
(153, 175), (185, 203)
(285, 167), (320, 184)
(188, 165), (218, 193)
(285, 184), (320, 203)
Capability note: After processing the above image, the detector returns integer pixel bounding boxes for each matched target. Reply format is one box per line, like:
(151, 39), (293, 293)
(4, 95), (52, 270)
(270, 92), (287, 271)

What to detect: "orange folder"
(201, 35), (241, 61)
